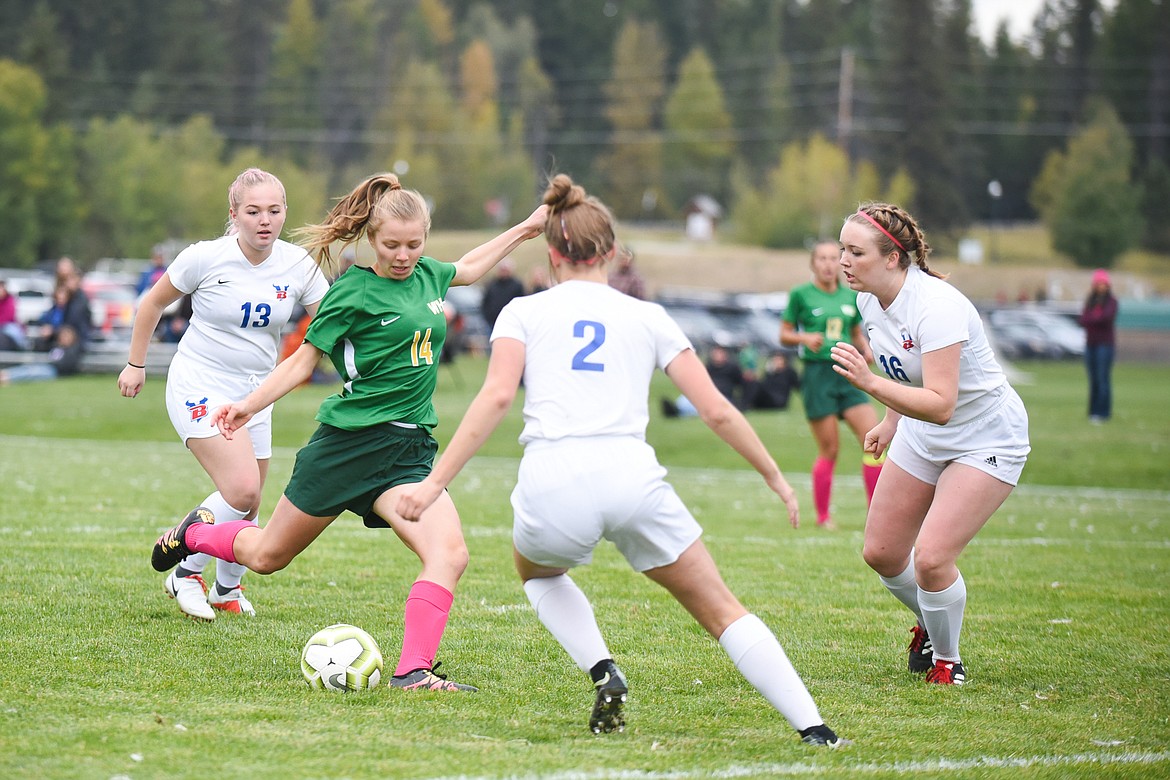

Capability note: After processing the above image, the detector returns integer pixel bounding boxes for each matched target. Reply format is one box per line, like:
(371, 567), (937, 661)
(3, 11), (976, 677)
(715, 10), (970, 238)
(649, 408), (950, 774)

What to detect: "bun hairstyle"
(225, 167), (286, 236)
(295, 172), (431, 278)
(541, 174), (617, 264)
(849, 203), (944, 279)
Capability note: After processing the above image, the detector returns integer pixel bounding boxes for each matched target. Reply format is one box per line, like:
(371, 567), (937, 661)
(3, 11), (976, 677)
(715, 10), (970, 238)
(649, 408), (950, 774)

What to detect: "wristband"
(127, 361), (145, 369)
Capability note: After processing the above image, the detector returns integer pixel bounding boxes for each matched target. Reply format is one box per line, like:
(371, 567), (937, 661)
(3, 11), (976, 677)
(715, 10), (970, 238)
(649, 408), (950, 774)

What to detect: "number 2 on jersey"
(571, 320), (605, 372)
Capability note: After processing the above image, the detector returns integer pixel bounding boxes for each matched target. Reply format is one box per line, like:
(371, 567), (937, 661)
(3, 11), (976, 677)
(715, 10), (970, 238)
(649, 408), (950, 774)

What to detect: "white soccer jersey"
(168, 236), (329, 377)
(857, 266), (1007, 426)
(491, 280), (692, 444)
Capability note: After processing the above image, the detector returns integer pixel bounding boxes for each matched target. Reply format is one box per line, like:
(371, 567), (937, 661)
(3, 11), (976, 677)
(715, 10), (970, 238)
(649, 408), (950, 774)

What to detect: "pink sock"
(395, 580), (454, 676)
(185, 519), (253, 563)
(862, 462), (882, 504)
(812, 457), (835, 524)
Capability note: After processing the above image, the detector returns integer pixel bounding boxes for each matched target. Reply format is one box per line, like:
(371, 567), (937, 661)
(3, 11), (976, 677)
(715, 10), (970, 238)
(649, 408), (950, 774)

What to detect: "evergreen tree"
(595, 19), (667, 219)
(662, 48), (733, 211)
(1030, 102), (1143, 267)
(265, 0), (323, 165)
(865, 0), (967, 233)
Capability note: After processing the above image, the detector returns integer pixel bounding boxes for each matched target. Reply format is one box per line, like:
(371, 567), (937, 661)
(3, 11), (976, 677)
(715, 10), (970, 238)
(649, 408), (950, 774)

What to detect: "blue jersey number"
(878, 355), (910, 382)
(239, 302), (272, 329)
(571, 320), (605, 372)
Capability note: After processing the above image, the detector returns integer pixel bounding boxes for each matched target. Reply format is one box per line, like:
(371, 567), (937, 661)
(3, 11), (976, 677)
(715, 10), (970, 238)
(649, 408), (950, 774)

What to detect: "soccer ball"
(300, 624), (384, 691)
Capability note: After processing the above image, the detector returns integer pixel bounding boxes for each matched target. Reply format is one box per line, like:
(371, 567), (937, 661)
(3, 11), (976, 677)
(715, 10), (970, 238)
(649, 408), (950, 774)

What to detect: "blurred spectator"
(158, 293), (193, 343)
(481, 258), (525, 331)
(33, 287), (71, 351)
(53, 256), (92, 347)
(1080, 268), (1118, 424)
(0, 324), (83, 385)
(661, 344), (744, 417)
(137, 247), (169, 295)
(737, 342), (763, 410)
(528, 267), (549, 294)
(753, 351), (800, 410)
(608, 246), (646, 299)
(0, 278), (28, 350)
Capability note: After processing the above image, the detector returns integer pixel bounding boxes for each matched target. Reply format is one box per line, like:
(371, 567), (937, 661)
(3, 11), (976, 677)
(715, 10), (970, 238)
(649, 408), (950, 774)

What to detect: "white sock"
(718, 614), (823, 731)
(919, 572), (966, 663)
(878, 551), (924, 624)
(177, 491), (248, 584)
(523, 574), (611, 673)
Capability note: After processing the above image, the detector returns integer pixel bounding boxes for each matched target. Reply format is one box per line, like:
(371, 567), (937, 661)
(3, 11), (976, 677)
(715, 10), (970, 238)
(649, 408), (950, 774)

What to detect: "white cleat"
(164, 571), (215, 622)
(209, 585), (255, 616)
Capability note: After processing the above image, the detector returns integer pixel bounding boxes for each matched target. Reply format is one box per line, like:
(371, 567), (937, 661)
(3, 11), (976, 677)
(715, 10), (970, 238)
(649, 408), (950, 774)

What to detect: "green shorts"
(283, 422), (437, 528)
(800, 361), (873, 421)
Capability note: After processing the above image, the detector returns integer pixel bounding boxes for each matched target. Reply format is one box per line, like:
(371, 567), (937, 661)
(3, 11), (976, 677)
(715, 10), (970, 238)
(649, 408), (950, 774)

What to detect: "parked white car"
(1, 269), (54, 326)
(986, 307), (1086, 359)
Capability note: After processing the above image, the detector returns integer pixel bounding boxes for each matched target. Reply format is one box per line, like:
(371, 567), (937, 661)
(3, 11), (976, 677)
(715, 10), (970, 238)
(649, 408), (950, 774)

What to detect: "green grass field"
(1, 358), (1167, 779)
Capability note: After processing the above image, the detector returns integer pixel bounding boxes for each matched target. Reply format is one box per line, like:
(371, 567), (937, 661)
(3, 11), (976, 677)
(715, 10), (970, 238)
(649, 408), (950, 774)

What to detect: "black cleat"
(151, 506), (215, 572)
(908, 624), (934, 673)
(925, 659), (967, 686)
(589, 660), (628, 734)
(800, 724), (851, 748)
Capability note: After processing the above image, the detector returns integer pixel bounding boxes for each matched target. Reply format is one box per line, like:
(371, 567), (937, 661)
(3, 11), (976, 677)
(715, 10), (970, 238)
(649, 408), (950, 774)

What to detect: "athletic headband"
(855, 209), (907, 252)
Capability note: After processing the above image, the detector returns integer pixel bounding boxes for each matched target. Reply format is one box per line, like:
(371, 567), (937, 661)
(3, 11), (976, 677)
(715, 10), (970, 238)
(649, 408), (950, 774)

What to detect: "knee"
(912, 546), (952, 583)
(221, 482), (262, 515)
(446, 541), (470, 579)
(247, 546), (292, 575)
(861, 540), (904, 576)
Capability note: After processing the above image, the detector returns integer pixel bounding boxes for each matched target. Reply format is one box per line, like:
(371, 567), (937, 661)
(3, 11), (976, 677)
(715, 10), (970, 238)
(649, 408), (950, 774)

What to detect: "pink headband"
(855, 209), (906, 252)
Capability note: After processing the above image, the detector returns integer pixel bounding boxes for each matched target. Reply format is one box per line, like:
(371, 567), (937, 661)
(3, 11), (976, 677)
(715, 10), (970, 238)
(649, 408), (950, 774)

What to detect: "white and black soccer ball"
(300, 623), (384, 691)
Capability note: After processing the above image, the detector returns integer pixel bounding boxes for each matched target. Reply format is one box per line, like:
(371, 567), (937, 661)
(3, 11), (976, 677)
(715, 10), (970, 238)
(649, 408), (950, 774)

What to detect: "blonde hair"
(540, 174), (617, 264)
(225, 168), (287, 236)
(295, 173), (431, 278)
(848, 203), (943, 279)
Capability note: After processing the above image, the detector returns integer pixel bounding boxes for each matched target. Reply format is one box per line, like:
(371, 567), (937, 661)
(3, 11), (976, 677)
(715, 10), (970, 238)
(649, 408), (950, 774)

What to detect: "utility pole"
(837, 47), (855, 161)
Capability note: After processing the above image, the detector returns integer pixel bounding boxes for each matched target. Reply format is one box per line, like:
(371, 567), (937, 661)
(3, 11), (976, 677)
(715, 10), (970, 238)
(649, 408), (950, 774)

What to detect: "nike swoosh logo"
(217, 279), (230, 285)
(381, 316), (400, 326)
(811, 308), (824, 316)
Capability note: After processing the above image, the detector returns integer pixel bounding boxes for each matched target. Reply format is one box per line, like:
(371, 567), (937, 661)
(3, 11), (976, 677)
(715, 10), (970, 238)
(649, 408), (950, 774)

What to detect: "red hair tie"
(856, 209), (906, 252)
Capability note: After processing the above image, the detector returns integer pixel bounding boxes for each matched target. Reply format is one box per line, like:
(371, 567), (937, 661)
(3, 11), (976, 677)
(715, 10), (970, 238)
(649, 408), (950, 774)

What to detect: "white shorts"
(511, 436), (702, 572)
(887, 385), (1030, 486)
(165, 354), (273, 458)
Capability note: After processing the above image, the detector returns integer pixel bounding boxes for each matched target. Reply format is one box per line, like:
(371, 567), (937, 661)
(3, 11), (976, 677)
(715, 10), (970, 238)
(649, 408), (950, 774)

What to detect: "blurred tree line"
(0, 0), (1164, 269)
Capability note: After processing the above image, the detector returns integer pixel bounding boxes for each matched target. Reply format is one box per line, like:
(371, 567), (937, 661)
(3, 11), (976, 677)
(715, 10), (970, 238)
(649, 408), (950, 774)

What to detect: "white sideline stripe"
(2, 435), (1167, 503)
(419, 750), (1170, 780)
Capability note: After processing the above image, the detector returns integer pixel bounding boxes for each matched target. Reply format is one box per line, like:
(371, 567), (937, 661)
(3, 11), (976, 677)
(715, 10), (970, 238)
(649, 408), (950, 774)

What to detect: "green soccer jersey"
(783, 282), (863, 362)
(305, 259), (457, 430)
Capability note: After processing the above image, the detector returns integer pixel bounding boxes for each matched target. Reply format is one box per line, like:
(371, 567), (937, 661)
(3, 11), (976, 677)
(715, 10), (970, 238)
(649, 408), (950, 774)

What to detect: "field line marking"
(2, 435), (1168, 502)
(418, 749), (1170, 780)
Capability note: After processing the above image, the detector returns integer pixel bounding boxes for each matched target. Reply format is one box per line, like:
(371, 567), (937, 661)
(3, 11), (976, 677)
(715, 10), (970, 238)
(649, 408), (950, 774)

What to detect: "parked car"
(985, 307), (1085, 359)
(1, 270), (54, 326)
(658, 301), (729, 351)
(82, 277), (137, 340)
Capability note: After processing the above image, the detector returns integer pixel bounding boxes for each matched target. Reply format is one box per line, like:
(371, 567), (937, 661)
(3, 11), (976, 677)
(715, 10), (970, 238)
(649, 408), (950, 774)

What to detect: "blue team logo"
(186, 397), (209, 422)
(901, 329), (915, 350)
(273, 284), (289, 300)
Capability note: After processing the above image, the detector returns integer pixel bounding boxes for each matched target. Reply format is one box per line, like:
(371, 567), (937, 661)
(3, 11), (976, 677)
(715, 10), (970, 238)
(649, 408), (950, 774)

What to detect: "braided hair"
(849, 203), (944, 279)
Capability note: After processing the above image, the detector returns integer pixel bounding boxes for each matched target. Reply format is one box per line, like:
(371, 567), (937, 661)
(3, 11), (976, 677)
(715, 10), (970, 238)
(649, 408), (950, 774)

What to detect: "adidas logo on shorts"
(984, 455), (998, 467)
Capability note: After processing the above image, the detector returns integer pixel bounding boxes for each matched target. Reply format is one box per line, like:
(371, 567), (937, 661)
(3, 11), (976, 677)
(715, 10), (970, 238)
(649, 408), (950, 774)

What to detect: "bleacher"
(0, 340), (178, 375)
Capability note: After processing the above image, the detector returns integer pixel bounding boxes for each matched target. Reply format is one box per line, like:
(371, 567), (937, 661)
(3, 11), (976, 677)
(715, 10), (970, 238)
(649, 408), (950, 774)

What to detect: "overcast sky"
(972, 0), (1117, 45)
